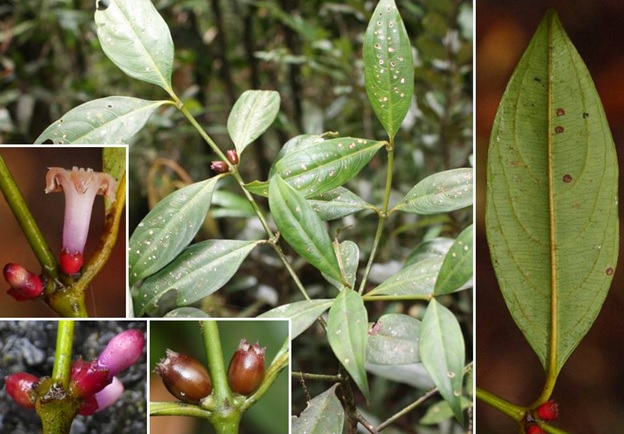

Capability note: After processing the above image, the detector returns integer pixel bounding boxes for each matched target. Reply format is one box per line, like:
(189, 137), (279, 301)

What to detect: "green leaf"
(269, 176), (342, 283)
(269, 134), (329, 178)
(367, 256), (443, 297)
(327, 289), (369, 400)
(366, 313), (421, 365)
(134, 239), (259, 316)
(420, 299), (465, 423)
(129, 176), (221, 287)
(308, 187), (374, 220)
(273, 137), (385, 198)
(393, 168), (473, 215)
(227, 90), (280, 155)
(34, 97), (170, 144)
(486, 11), (619, 375)
(164, 307), (211, 318)
(102, 146), (126, 214)
(259, 299), (333, 340)
(95, 0), (174, 95)
(405, 237), (454, 266)
(292, 384), (344, 434)
(434, 224), (473, 295)
(211, 190), (255, 219)
(323, 240), (359, 290)
(363, 0), (414, 140)
(420, 397), (472, 425)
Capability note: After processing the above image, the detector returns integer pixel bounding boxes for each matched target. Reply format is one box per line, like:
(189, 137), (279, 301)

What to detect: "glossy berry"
(536, 399), (559, 421)
(210, 161), (229, 174)
(155, 350), (212, 404)
(226, 150), (239, 165)
(60, 250), (83, 275)
(526, 425), (545, 434)
(5, 372), (39, 409)
(227, 339), (265, 395)
(4, 263), (44, 301)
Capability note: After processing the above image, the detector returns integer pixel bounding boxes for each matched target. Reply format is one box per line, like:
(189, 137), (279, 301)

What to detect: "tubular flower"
(4, 263), (44, 301)
(45, 167), (117, 274)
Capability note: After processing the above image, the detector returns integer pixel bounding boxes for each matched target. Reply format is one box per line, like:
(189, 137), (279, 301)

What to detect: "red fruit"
(5, 372), (39, 409)
(226, 150), (239, 165)
(536, 399), (559, 421)
(60, 249), (83, 275)
(527, 425), (545, 434)
(210, 161), (229, 174)
(155, 350), (212, 404)
(227, 339), (265, 395)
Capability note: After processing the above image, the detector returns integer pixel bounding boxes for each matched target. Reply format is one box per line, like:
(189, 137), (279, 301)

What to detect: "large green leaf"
(269, 176), (342, 283)
(363, 0), (414, 140)
(392, 168), (473, 215)
(292, 384), (344, 434)
(273, 137), (385, 198)
(135, 239), (259, 316)
(327, 289), (369, 400)
(323, 240), (359, 290)
(308, 187), (374, 221)
(366, 256), (443, 297)
(486, 11), (619, 375)
(95, 0), (174, 95)
(420, 299), (464, 423)
(129, 176), (221, 287)
(434, 224), (473, 295)
(227, 90), (280, 156)
(366, 313), (421, 365)
(34, 97), (170, 144)
(259, 299), (333, 340)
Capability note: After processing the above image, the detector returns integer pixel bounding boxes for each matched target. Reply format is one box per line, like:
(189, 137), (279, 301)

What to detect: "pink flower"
(45, 167), (117, 274)
(97, 329), (145, 378)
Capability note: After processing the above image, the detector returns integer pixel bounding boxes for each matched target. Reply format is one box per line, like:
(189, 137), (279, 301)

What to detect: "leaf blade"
(434, 224), (473, 295)
(259, 299), (333, 340)
(227, 90), (280, 155)
(292, 384), (344, 434)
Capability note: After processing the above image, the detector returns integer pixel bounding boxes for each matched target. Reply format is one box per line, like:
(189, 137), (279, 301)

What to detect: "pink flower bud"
(5, 372), (39, 409)
(210, 161), (229, 174)
(4, 263), (44, 301)
(45, 167), (117, 275)
(97, 329), (144, 378)
(79, 377), (124, 415)
(226, 150), (239, 165)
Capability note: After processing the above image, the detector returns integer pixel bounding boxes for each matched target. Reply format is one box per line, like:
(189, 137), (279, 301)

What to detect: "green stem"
(200, 321), (233, 405)
(52, 320), (74, 388)
(362, 294), (431, 302)
(358, 141), (394, 294)
(0, 155), (58, 278)
(150, 401), (212, 419)
(475, 387), (525, 422)
(291, 372), (341, 382)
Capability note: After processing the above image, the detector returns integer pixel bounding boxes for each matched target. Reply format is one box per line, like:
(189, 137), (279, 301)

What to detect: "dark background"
(476, 1), (624, 432)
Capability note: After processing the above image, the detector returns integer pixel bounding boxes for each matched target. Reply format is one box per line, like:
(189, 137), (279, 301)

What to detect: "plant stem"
(150, 401), (212, 418)
(291, 372), (341, 382)
(362, 294), (431, 302)
(0, 155), (58, 279)
(358, 141), (394, 294)
(475, 387), (525, 422)
(52, 320), (74, 388)
(200, 321), (233, 405)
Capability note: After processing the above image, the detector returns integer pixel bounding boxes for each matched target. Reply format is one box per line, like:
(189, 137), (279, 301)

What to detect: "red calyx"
(4, 263), (44, 301)
(5, 372), (39, 409)
(226, 150), (239, 165)
(227, 338), (265, 395)
(60, 250), (83, 275)
(70, 358), (111, 398)
(536, 399), (559, 421)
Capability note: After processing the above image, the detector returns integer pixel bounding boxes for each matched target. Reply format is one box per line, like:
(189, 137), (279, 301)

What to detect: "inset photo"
(149, 319), (289, 434)
(0, 146), (127, 317)
(0, 320), (147, 433)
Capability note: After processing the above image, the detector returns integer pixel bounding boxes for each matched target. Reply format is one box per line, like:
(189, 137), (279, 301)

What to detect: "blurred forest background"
(477, 0), (624, 432)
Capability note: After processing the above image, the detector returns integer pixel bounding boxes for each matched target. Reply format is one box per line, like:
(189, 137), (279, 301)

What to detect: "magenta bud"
(4, 263), (44, 301)
(5, 372), (39, 409)
(226, 150), (239, 165)
(79, 377), (124, 415)
(210, 161), (229, 173)
(97, 329), (144, 378)
(70, 358), (111, 398)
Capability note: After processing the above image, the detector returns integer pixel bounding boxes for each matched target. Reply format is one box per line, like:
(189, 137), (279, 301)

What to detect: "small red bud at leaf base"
(226, 149), (239, 165)
(70, 359), (111, 398)
(4, 263), (44, 300)
(210, 161), (229, 174)
(60, 249), (83, 275)
(97, 329), (144, 379)
(155, 350), (212, 404)
(5, 372), (39, 409)
(536, 399), (559, 421)
(526, 425), (546, 434)
(227, 339), (265, 395)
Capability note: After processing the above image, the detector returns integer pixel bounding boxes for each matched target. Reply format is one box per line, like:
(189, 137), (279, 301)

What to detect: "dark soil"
(0, 321), (147, 434)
